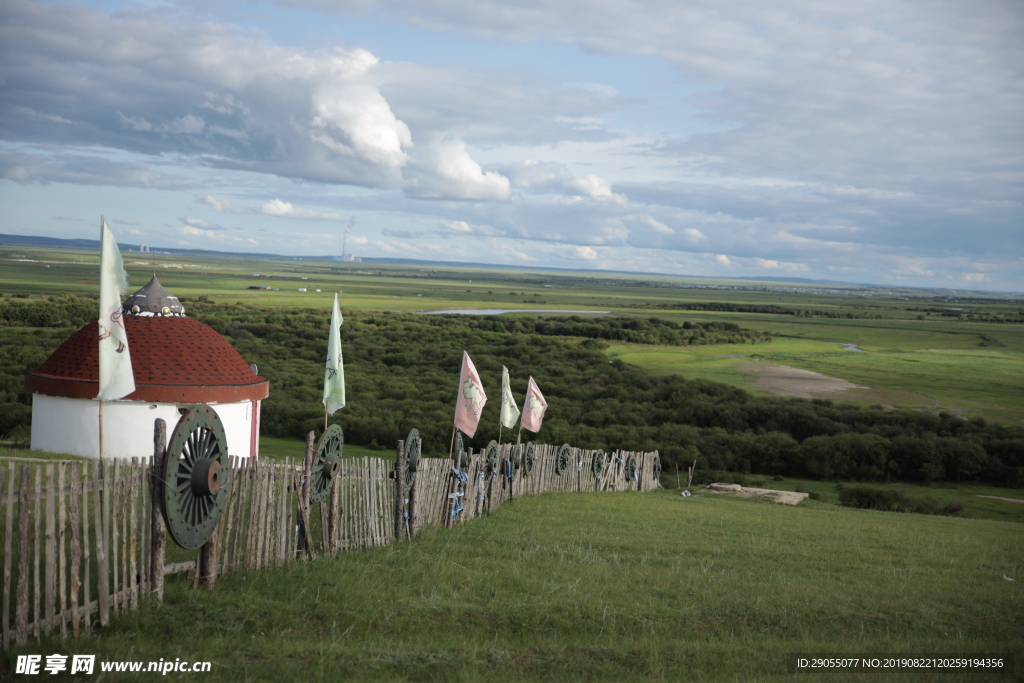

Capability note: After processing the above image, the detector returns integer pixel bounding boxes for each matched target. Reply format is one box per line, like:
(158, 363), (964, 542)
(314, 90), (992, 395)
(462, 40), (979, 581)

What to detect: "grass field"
(4, 244), (1022, 428)
(8, 488), (1022, 681)
(714, 475), (1024, 525)
(259, 435), (392, 461)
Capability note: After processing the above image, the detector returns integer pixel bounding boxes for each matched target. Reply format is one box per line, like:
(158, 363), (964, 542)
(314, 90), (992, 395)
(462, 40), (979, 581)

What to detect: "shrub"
(837, 484), (963, 516)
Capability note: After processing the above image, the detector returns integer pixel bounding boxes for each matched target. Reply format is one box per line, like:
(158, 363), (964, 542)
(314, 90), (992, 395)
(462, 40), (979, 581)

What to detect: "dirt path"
(736, 361), (867, 399)
(705, 483), (809, 505)
(977, 495), (1024, 504)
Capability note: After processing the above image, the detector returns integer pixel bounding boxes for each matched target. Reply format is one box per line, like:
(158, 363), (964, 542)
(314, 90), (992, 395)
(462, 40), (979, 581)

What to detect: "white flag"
(323, 293), (346, 414)
(500, 365), (520, 429)
(521, 376), (548, 433)
(454, 351), (487, 437)
(97, 217), (134, 401)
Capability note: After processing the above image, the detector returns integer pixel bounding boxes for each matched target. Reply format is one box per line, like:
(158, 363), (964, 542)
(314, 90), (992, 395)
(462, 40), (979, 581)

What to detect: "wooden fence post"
(198, 529), (217, 590)
(15, 465), (31, 645)
(394, 440), (405, 541)
(150, 419), (167, 604)
(297, 432), (317, 561)
(408, 446), (419, 540)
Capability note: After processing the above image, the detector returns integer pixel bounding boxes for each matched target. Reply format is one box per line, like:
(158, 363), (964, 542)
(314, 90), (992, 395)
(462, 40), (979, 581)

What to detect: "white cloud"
(257, 199), (345, 220)
(568, 175), (627, 206)
(753, 258), (809, 273)
(181, 225), (217, 238)
(199, 195), (241, 213)
(407, 136), (511, 200)
(715, 254), (733, 266)
(574, 246), (599, 260)
(441, 219), (472, 233)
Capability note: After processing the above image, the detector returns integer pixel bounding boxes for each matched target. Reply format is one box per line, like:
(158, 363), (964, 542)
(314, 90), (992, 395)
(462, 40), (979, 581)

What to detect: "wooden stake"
(69, 464), (80, 637)
(96, 461), (110, 626)
(198, 529), (217, 590)
(44, 464), (55, 638)
(394, 440), (404, 541)
(150, 419), (167, 604)
(33, 466), (41, 639)
(2, 464), (12, 651)
(15, 466), (30, 645)
(298, 432), (317, 561)
(57, 462), (67, 637)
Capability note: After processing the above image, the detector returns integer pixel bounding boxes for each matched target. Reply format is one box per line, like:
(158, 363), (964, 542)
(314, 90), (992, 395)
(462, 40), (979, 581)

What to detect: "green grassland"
(3, 245), (1023, 680)
(607, 333), (1024, 424)
(727, 475), (1024, 524)
(3, 244), (1021, 428)
(259, 435), (390, 461)
(8, 489), (1022, 681)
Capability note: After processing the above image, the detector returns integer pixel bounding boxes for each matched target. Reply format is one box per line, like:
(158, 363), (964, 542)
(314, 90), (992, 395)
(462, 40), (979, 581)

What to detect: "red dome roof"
(26, 316), (269, 403)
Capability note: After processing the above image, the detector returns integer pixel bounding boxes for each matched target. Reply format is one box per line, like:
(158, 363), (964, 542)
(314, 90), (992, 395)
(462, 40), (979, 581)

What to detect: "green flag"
(500, 365), (520, 429)
(323, 293), (346, 414)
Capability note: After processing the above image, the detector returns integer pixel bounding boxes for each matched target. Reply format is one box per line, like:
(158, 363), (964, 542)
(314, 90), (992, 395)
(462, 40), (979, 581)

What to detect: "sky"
(1, 0), (1021, 291)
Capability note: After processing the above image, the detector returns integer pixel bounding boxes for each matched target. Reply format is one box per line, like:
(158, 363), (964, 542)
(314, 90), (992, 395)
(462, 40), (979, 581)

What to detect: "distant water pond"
(832, 343), (865, 352)
(420, 309), (611, 316)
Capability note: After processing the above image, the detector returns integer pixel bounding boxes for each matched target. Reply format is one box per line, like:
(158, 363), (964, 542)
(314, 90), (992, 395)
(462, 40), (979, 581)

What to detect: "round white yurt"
(25, 276), (269, 459)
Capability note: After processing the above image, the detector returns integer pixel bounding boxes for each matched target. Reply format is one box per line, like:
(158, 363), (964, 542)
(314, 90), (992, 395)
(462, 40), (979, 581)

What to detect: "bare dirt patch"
(736, 361), (866, 399)
(977, 495), (1024, 505)
(705, 483), (809, 505)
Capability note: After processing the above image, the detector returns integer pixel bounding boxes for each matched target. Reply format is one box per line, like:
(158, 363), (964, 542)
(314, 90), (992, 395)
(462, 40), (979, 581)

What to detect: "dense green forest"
(2, 294), (1022, 486)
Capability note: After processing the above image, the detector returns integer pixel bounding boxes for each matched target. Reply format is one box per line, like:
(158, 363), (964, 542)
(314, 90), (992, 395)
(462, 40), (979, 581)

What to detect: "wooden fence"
(1, 425), (659, 650)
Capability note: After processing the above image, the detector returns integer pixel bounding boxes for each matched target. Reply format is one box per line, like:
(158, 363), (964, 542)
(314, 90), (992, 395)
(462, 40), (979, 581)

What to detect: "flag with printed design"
(454, 351), (487, 437)
(322, 293), (346, 414)
(500, 365), (520, 429)
(97, 217), (135, 400)
(520, 376), (548, 432)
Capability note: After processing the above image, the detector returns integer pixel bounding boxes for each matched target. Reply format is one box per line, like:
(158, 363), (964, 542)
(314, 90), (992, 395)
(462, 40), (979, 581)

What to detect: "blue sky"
(1, 0), (1021, 291)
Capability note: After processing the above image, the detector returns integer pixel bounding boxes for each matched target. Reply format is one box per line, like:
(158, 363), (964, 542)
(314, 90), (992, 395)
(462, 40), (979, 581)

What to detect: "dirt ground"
(736, 361), (867, 399)
(977, 495), (1024, 504)
(705, 483), (809, 505)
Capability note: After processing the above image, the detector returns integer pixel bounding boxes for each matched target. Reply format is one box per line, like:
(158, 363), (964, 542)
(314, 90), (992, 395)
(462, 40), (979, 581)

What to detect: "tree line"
(1, 295), (1021, 487)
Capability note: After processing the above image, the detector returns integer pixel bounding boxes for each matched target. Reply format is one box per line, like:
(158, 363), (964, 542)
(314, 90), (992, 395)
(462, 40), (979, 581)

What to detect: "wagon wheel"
(310, 424), (344, 505)
(485, 440), (499, 477)
(512, 444), (523, 474)
(653, 455), (662, 482)
(453, 430), (468, 470)
(523, 443), (535, 477)
(625, 454), (638, 482)
(162, 406), (230, 550)
(555, 444), (571, 475)
(591, 449), (606, 478)
(403, 428), (421, 494)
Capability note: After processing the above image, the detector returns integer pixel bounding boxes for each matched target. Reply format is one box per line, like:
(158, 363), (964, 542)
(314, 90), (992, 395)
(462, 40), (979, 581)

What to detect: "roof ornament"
(122, 275), (186, 317)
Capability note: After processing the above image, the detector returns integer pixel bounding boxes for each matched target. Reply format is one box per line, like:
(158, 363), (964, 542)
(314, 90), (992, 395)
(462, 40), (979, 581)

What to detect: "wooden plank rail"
(1, 430), (659, 650)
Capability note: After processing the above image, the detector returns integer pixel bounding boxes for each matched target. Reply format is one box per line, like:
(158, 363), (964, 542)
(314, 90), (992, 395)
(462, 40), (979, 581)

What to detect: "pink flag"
(520, 376), (548, 433)
(454, 351), (487, 437)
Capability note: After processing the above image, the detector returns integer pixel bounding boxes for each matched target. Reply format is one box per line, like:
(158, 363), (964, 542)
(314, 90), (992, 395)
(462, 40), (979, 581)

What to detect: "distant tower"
(340, 217), (355, 262)
(25, 276), (269, 459)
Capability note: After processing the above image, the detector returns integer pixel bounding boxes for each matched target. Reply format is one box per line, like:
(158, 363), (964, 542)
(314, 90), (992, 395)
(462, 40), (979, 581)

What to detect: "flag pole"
(516, 424), (522, 445)
(448, 426), (457, 459)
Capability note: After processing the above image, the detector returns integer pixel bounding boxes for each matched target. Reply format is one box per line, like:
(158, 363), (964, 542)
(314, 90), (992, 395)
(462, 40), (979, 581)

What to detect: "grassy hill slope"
(10, 490), (1022, 681)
